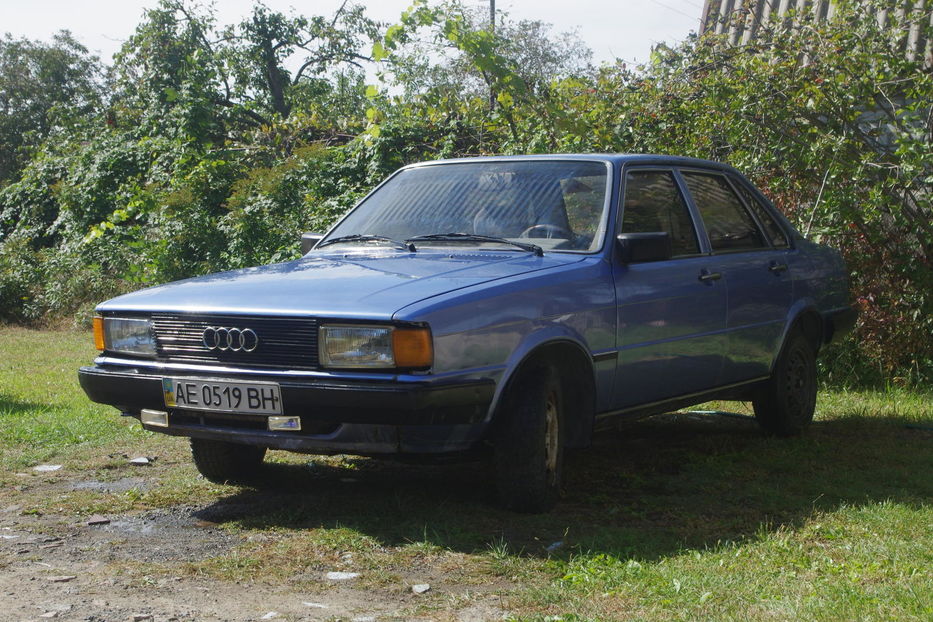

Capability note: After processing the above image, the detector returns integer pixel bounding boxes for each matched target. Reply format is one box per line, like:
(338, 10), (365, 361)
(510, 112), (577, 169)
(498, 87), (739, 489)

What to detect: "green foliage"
(0, 235), (135, 324)
(221, 1), (376, 121)
(0, 0), (929, 385)
(0, 238), (40, 323)
(111, 0), (377, 139)
(0, 31), (103, 184)
(220, 144), (367, 267)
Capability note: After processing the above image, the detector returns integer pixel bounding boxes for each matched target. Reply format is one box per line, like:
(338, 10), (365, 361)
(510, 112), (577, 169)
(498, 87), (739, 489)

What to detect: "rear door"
(611, 168), (728, 409)
(679, 171), (795, 383)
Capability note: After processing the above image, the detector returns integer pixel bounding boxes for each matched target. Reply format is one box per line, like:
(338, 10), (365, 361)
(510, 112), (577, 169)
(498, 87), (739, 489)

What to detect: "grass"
(1, 326), (931, 620)
(528, 500), (932, 620)
(0, 326), (149, 470)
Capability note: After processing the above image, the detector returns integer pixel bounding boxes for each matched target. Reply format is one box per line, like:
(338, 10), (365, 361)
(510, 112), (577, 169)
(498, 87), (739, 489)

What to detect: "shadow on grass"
(191, 412), (933, 561)
(0, 394), (50, 416)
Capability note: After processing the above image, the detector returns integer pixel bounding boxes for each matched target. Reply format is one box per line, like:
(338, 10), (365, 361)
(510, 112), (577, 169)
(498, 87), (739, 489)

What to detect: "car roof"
(403, 154), (742, 175)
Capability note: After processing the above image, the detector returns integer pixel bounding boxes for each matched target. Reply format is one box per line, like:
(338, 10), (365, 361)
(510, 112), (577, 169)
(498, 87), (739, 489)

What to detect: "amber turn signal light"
(392, 328), (433, 369)
(93, 316), (105, 351)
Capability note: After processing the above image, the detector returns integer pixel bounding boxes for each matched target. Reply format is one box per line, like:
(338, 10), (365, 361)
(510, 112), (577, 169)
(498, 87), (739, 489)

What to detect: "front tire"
(493, 366), (564, 513)
(190, 438), (266, 484)
(753, 331), (818, 436)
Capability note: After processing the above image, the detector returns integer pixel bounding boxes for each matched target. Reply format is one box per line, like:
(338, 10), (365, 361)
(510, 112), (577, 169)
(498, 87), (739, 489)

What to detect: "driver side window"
(621, 170), (700, 257)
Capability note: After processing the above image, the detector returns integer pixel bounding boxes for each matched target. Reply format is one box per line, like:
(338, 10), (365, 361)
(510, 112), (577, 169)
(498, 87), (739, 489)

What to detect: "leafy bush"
(0, 237), (40, 323)
(0, 235), (135, 325)
(220, 144), (367, 268)
(0, 0), (929, 385)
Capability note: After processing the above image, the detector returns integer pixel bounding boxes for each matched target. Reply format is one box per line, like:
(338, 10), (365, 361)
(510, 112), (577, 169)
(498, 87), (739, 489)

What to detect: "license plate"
(162, 378), (283, 415)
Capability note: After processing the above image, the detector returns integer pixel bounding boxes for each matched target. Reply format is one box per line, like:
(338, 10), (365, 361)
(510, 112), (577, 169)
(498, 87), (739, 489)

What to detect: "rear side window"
(733, 180), (790, 248)
(621, 170), (700, 257)
(681, 172), (767, 252)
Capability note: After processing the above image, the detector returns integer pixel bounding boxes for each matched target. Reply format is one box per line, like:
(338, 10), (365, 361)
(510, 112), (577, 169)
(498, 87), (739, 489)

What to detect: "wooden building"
(699, 0), (932, 63)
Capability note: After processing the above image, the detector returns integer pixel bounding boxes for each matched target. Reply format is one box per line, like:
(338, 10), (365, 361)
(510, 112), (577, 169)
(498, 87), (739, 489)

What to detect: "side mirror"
(616, 232), (672, 263)
(301, 232), (324, 254)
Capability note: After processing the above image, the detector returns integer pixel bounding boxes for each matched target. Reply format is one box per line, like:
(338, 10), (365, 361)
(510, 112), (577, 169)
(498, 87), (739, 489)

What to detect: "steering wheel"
(518, 224), (574, 240)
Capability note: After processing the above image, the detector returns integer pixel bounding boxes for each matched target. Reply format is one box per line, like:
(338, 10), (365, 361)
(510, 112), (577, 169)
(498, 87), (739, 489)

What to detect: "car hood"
(97, 249), (587, 319)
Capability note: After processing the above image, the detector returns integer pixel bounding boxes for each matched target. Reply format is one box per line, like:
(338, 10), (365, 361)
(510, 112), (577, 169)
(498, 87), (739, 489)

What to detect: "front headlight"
(319, 324), (432, 369)
(101, 317), (157, 357)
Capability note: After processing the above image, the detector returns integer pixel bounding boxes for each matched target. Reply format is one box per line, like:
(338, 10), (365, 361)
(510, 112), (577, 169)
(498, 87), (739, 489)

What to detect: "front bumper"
(78, 363), (495, 455)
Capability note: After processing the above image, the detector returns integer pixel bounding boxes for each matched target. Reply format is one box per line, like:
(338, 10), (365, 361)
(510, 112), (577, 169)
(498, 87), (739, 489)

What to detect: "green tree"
(0, 31), (103, 184)
(382, 1), (592, 100)
(221, 1), (376, 123)
(111, 0), (376, 146)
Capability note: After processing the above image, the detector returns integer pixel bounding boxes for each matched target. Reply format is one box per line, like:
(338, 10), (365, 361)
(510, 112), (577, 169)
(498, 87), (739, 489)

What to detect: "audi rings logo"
(202, 326), (259, 352)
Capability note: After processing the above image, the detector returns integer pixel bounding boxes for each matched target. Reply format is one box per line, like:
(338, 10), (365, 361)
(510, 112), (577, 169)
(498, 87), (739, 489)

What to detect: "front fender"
(486, 325), (596, 423)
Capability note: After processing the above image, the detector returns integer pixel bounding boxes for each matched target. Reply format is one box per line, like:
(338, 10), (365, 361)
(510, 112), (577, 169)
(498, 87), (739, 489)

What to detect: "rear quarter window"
(733, 179), (790, 248)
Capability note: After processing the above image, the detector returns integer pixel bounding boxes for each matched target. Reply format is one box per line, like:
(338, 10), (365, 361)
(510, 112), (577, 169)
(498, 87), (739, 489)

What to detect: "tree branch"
(211, 96), (270, 128)
(331, 0), (349, 28)
(170, 1), (232, 102)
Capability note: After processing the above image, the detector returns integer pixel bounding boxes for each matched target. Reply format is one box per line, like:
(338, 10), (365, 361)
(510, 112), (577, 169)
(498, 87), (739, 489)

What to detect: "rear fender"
(772, 299), (823, 372)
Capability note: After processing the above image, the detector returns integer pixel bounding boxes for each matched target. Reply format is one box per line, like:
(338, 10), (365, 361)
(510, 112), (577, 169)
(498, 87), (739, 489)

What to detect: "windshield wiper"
(407, 233), (544, 257)
(318, 234), (416, 252)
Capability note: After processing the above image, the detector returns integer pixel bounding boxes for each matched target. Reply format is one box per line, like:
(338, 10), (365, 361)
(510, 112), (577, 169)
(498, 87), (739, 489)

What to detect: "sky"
(0, 0), (704, 67)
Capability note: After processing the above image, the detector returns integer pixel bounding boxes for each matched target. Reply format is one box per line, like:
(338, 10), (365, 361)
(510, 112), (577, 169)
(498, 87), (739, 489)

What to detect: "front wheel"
(493, 366), (564, 513)
(190, 438), (266, 484)
(753, 331), (818, 436)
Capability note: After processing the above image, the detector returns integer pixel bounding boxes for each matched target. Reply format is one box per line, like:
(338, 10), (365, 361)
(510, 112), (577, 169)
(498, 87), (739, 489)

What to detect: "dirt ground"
(8, 408), (916, 622)
(0, 462), (515, 622)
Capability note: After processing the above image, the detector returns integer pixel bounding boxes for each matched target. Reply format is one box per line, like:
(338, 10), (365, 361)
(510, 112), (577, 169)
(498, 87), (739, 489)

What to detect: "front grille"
(151, 313), (318, 369)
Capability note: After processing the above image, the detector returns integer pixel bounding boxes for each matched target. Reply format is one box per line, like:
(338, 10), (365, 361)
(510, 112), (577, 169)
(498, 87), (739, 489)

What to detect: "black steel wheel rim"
(784, 345), (813, 420)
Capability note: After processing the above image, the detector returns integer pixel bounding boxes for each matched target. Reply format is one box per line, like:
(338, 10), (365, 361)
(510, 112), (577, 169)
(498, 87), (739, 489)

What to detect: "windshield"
(322, 160), (610, 252)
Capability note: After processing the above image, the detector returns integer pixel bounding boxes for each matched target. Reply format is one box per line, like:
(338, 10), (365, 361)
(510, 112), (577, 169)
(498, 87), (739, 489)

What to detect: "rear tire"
(753, 331), (818, 436)
(493, 366), (564, 513)
(190, 438), (266, 484)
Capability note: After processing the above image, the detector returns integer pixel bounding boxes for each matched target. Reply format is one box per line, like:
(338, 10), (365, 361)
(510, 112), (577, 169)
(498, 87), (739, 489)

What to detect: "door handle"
(698, 270), (722, 283)
(769, 262), (788, 274)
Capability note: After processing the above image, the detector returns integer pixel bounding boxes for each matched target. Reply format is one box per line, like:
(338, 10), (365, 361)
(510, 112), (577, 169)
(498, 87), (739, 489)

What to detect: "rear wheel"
(493, 366), (564, 513)
(190, 438), (266, 484)
(753, 331), (818, 436)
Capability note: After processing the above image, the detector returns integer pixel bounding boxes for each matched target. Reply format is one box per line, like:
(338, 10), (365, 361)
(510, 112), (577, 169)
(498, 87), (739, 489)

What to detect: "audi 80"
(79, 155), (856, 512)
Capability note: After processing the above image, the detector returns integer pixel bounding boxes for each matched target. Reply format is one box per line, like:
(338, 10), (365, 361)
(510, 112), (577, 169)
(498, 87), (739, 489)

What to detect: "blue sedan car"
(79, 155), (855, 512)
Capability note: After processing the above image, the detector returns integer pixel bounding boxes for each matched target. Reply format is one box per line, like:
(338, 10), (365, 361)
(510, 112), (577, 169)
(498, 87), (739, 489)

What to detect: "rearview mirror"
(616, 232), (672, 263)
(301, 232), (324, 254)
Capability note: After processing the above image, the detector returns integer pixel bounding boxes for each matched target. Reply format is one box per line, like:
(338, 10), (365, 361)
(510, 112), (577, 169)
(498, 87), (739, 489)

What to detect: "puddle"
(70, 477), (148, 493)
(75, 506), (239, 564)
(104, 519), (157, 535)
(100, 507), (199, 535)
